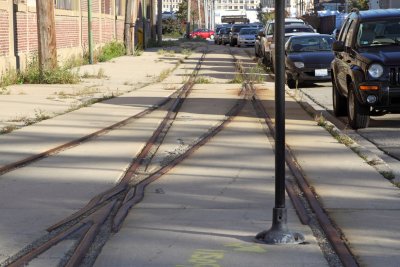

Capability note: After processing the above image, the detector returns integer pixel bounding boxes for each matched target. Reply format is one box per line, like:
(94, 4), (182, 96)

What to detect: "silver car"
(237, 28), (258, 47)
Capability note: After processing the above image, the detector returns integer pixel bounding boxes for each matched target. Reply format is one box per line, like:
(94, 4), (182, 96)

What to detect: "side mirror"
(332, 41), (345, 52)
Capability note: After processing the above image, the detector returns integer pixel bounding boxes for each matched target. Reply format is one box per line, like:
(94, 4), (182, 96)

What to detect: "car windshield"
(232, 25), (249, 32)
(288, 36), (335, 52)
(239, 28), (258, 35)
(357, 20), (400, 47)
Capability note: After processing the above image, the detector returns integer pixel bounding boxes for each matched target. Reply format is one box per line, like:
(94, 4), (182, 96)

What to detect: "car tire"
(230, 41), (234, 47)
(332, 79), (347, 116)
(347, 84), (370, 129)
(287, 79), (296, 89)
(270, 58), (274, 73)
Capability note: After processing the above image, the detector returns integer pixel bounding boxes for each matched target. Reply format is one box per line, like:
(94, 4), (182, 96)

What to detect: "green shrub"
(97, 41), (125, 62)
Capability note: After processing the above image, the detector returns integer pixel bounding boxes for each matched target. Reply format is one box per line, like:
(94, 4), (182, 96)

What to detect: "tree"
(256, 3), (276, 25)
(349, 0), (369, 10)
(176, 0), (188, 24)
(256, 3), (265, 25)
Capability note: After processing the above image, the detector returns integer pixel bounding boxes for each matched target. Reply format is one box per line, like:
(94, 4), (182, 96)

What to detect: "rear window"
(232, 25), (250, 32)
(285, 27), (314, 33)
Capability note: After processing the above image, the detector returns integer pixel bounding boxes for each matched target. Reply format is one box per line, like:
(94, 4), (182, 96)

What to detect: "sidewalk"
(93, 102), (329, 267)
(0, 43), (399, 267)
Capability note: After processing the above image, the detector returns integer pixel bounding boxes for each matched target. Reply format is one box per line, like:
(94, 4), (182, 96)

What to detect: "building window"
(101, 0), (112, 14)
(55, 0), (74, 10)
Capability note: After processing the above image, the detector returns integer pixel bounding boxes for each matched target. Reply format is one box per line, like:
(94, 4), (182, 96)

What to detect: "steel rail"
(0, 58), (198, 178)
(5, 48), (209, 267)
(231, 49), (310, 226)
(250, 83), (359, 267)
(235, 48), (358, 266)
(6, 47), (256, 267)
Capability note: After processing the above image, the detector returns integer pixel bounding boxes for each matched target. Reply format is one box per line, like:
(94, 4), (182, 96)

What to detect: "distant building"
(215, 0), (261, 11)
(162, 0), (183, 12)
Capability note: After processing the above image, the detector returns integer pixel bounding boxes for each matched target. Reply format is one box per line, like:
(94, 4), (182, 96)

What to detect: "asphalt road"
(297, 81), (400, 178)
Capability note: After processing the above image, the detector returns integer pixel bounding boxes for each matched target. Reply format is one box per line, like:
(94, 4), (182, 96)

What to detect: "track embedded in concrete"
(5, 46), (359, 267)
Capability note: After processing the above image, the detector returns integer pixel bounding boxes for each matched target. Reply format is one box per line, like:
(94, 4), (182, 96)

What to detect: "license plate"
(315, 69), (328, 76)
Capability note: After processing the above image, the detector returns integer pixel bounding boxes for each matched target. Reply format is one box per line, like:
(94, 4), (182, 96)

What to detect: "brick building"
(0, 0), (130, 75)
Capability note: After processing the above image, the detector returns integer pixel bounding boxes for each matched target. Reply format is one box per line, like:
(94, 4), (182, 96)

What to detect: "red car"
(189, 29), (215, 39)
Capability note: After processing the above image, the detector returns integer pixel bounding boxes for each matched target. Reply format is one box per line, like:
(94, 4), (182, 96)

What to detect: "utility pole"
(151, 0), (157, 39)
(124, 0), (133, 55)
(36, 0), (57, 74)
(204, 0), (208, 29)
(186, 0), (191, 38)
(157, 0), (162, 45)
(197, 0), (202, 28)
(88, 0), (94, 64)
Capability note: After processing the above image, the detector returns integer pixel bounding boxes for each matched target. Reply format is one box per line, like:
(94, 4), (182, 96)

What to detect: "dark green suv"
(331, 9), (400, 129)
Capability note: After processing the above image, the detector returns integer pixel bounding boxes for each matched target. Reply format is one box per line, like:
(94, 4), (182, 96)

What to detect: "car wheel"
(287, 79), (296, 89)
(347, 84), (370, 129)
(332, 79), (347, 116)
(230, 41), (234, 47)
(270, 58), (274, 73)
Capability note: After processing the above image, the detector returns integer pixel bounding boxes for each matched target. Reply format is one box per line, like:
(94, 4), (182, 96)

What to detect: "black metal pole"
(275, 0), (286, 211)
(255, 0), (304, 245)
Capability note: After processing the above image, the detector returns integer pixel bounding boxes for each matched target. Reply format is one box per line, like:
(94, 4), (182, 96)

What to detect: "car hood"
(239, 34), (256, 38)
(359, 48), (400, 66)
(287, 51), (334, 65)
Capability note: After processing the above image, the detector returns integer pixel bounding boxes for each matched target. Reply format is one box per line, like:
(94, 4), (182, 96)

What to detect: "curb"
(285, 87), (397, 183)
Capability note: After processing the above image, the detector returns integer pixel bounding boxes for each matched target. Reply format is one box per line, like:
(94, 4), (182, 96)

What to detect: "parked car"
(331, 9), (400, 129)
(260, 18), (305, 64)
(268, 24), (316, 71)
(214, 26), (225, 44)
(237, 28), (259, 47)
(284, 34), (335, 88)
(220, 27), (231, 45)
(229, 24), (254, 46)
(190, 29), (215, 39)
(255, 27), (265, 57)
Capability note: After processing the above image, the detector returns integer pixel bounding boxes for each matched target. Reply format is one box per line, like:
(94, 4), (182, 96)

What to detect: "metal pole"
(211, 0), (215, 30)
(197, 0), (201, 28)
(88, 0), (94, 63)
(255, 0), (304, 245)
(204, 0), (208, 29)
(186, 0), (191, 38)
(157, 0), (162, 45)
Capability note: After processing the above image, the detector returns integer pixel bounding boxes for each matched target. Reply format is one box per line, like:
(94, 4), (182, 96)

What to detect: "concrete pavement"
(0, 42), (399, 267)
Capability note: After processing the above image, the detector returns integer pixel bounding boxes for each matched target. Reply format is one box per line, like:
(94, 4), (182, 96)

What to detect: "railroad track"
(3, 45), (358, 267)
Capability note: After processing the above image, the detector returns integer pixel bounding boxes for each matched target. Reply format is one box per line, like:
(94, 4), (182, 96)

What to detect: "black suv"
(331, 9), (400, 129)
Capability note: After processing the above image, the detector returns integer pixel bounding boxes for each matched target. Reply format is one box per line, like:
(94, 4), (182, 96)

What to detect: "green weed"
(195, 76), (212, 84)
(0, 125), (18, 134)
(229, 73), (244, 84)
(81, 68), (107, 79)
(380, 171), (395, 180)
(133, 45), (143, 56)
(97, 41), (125, 62)
(156, 68), (173, 82)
